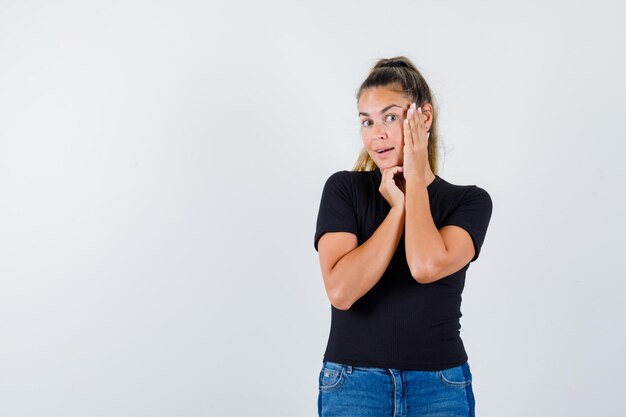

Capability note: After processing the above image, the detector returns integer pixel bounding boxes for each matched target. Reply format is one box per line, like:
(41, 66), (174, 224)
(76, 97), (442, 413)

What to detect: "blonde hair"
(352, 56), (440, 175)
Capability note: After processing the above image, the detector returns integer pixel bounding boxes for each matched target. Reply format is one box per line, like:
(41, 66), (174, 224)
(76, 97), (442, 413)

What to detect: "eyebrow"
(359, 104), (403, 117)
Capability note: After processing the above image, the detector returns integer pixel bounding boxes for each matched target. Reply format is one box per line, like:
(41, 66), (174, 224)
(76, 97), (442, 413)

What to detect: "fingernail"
(418, 107), (422, 113)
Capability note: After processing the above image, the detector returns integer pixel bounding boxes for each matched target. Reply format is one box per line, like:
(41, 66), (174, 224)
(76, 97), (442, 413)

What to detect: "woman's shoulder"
(436, 175), (492, 207)
(322, 170), (352, 187)
(437, 175), (489, 193)
(323, 169), (375, 185)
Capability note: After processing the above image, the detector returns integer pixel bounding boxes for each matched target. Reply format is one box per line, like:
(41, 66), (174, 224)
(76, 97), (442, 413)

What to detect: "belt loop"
(345, 365), (353, 374)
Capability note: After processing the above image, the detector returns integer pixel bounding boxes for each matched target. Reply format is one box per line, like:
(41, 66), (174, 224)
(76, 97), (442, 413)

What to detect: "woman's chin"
(378, 159), (401, 168)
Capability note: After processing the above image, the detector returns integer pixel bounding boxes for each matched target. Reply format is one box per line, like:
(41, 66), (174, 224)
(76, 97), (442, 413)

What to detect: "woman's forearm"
(405, 179), (447, 282)
(329, 206), (405, 310)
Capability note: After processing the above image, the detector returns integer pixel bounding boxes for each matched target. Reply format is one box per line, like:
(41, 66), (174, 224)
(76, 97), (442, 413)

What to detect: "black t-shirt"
(314, 166), (493, 370)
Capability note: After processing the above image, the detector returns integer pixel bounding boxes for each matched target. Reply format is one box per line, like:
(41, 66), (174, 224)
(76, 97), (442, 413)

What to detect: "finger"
(416, 106), (423, 142)
(388, 166), (403, 178)
(417, 106), (426, 146)
(410, 105), (419, 146)
(403, 116), (413, 149)
(383, 167), (402, 187)
(405, 107), (415, 148)
(383, 166), (400, 179)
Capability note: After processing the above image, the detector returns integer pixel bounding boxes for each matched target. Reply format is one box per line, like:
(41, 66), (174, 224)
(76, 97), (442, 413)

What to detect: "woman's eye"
(361, 115), (396, 127)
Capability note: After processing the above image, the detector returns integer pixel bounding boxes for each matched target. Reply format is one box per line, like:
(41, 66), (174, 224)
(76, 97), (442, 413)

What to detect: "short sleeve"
(439, 186), (493, 263)
(314, 171), (359, 252)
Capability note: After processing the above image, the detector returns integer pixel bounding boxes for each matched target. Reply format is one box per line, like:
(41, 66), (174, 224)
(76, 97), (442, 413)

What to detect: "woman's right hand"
(379, 166), (405, 209)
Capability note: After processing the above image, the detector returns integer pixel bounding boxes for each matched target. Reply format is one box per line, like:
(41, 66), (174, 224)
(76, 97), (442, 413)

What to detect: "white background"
(1, 1), (625, 416)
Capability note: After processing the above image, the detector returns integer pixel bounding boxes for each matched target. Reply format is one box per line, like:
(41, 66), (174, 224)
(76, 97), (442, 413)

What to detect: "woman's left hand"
(402, 103), (430, 183)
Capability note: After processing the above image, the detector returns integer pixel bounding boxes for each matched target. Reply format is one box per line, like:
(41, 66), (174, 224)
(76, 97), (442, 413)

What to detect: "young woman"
(314, 56), (493, 417)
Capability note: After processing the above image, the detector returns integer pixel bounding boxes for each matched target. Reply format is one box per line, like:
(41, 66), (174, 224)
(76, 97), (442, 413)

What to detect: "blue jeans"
(318, 360), (475, 417)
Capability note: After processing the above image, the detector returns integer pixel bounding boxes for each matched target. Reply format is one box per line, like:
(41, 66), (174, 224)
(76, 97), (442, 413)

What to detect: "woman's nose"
(372, 124), (386, 139)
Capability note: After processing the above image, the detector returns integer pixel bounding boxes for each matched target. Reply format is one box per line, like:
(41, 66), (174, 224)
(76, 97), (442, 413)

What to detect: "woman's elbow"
(329, 288), (353, 310)
(410, 265), (435, 284)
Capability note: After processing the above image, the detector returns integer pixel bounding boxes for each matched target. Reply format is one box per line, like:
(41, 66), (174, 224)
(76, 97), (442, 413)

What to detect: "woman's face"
(358, 85), (412, 171)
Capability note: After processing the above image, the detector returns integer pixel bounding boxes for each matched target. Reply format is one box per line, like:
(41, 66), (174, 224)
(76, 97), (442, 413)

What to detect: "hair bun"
(381, 61), (408, 68)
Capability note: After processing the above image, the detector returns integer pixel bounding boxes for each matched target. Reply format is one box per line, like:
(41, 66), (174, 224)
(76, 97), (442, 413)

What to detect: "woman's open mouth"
(376, 147), (394, 157)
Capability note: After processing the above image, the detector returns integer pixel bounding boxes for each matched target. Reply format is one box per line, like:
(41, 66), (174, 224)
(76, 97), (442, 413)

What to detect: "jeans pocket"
(318, 361), (347, 392)
(437, 362), (472, 388)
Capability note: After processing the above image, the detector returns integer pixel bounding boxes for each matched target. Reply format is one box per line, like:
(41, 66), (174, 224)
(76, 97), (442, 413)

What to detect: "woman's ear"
(421, 103), (434, 131)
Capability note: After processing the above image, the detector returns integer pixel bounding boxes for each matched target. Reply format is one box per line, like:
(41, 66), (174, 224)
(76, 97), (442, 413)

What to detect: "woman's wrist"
(389, 205), (406, 218)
